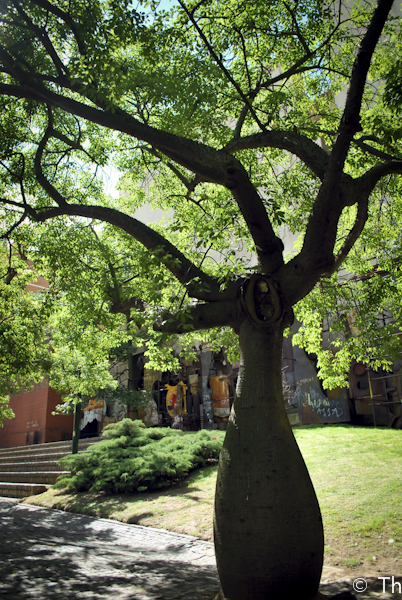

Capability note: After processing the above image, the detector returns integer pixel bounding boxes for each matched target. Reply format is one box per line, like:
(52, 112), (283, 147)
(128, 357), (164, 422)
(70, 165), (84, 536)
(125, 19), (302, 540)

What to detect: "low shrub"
(56, 419), (225, 493)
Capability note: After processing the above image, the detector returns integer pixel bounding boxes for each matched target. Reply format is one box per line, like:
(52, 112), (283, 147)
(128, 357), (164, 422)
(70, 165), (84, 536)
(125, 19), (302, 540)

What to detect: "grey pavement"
(0, 498), (401, 600)
(0, 499), (219, 600)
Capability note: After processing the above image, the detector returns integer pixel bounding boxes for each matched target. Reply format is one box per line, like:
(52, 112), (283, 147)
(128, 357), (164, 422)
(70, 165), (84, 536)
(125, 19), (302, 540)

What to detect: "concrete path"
(0, 498), (401, 599)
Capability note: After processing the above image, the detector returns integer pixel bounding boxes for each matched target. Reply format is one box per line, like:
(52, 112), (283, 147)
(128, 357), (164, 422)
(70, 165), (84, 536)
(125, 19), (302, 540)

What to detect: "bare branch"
(0, 197), (26, 210)
(253, 12), (346, 93)
(141, 146), (192, 189)
(233, 26), (252, 90)
(0, 210), (29, 240)
(283, 2), (310, 54)
(51, 129), (98, 163)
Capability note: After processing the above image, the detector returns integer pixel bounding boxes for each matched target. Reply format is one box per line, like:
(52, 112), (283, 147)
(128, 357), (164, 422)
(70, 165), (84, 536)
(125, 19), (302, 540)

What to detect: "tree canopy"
(0, 0), (402, 395)
(2, 2), (402, 597)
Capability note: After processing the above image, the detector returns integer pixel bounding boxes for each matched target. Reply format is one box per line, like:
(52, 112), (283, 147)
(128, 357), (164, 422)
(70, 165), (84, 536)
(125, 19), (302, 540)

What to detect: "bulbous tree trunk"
(214, 317), (324, 600)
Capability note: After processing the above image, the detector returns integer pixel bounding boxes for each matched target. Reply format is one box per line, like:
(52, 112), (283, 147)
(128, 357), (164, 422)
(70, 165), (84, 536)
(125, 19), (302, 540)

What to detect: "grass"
(25, 424), (402, 575)
(26, 462), (218, 540)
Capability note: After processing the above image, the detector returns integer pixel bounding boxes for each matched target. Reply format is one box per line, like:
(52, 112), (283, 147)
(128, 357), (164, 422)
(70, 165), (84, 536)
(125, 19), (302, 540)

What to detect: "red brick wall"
(0, 383), (73, 447)
(44, 388), (74, 443)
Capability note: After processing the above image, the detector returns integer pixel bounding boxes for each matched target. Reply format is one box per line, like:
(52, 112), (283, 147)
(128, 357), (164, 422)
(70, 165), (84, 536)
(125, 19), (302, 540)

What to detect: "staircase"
(0, 437), (101, 498)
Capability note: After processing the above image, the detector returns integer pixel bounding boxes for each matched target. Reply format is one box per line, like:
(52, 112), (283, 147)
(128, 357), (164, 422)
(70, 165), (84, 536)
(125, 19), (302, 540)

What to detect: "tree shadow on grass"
(0, 500), (219, 600)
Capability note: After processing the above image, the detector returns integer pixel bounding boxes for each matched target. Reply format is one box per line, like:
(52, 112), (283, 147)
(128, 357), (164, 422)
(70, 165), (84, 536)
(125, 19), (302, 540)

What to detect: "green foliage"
(56, 418), (225, 493)
(0, 396), (15, 427)
(294, 183), (402, 388)
(0, 244), (52, 423)
(0, 0), (400, 390)
(97, 386), (153, 410)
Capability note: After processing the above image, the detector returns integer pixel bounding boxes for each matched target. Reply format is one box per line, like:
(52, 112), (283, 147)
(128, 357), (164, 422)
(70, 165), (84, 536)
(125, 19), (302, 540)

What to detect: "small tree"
(1, 1), (401, 598)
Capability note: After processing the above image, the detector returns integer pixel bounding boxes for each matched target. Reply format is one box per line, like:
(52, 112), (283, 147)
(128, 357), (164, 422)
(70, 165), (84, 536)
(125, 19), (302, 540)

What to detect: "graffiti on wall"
(295, 377), (350, 424)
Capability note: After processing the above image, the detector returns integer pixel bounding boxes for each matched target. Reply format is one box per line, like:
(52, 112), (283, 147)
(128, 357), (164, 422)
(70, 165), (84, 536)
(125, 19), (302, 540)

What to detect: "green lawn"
(26, 424), (402, 576)
(293, 425), (402, 574)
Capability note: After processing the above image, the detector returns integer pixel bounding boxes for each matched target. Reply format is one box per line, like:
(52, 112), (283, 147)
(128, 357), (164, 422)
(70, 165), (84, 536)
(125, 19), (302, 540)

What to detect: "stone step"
(0, 460), (62, 472)
(0, 471), (68, 484)
(0, 482), (48, 498)
(0, 437), (102, 498)
(0, 437), (101, 457)
(0, 451), (88, 464)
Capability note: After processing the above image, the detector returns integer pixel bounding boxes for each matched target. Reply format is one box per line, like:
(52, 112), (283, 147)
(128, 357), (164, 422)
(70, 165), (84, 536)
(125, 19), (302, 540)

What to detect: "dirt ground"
(322, 529), (402, 582)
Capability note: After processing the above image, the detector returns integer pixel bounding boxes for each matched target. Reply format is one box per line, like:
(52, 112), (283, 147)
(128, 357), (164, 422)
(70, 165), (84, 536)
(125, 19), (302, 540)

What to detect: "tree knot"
(241, 274), (285, 329)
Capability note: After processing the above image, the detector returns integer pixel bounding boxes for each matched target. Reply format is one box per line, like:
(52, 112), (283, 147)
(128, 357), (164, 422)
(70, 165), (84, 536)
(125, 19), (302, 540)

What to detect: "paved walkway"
(0, 498), (401, 599)
(0, 499), (218, 600)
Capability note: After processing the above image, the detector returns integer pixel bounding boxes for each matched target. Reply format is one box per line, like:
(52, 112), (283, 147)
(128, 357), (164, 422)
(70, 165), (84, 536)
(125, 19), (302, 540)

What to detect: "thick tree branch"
(323, 0), (394, 180)
(352, 138), (401, 162)
(1, 80), (283, 274)
(278, 159), (402, 307)
(358, 160), (402, 196)
(233, 103), (251, 139)
(19, 200), (223, 301)
(323, 197), (370, 277)
(0, 82), (243, 187)
(226, 171), (284, 273)
(5, 267), (17, 285)
(12, 0), (69, 79)
(225, 130), (329, 180)
(110, 297), (145, 315)
(293, 0), (395, 284)
(153, 299), (242, 334)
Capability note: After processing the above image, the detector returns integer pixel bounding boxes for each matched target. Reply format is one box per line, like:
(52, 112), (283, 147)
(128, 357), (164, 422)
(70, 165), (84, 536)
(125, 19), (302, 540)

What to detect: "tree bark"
(214, 318), (323, 600)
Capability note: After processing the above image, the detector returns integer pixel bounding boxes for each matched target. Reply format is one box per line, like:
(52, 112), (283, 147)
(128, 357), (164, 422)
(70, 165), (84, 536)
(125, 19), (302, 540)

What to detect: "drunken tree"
(1, 0), (402, 598)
